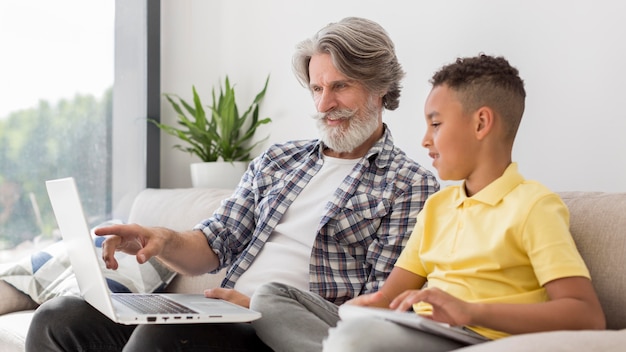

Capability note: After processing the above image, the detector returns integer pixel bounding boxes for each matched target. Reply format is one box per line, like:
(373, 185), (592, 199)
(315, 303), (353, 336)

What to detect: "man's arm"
(95, 224), (220, 276)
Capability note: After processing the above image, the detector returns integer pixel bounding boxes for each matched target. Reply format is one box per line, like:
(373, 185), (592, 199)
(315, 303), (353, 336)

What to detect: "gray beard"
(312, 101), (380, 154)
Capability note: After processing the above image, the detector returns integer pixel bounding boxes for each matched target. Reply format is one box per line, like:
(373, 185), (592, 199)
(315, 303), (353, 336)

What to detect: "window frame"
(112, 0), (160, 218)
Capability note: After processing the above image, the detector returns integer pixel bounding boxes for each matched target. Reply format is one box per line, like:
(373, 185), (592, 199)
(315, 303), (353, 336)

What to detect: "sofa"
(0, 188), (624, 351)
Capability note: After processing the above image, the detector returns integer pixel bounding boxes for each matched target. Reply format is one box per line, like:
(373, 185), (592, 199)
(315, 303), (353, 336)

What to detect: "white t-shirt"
(234, 155), (360, 297)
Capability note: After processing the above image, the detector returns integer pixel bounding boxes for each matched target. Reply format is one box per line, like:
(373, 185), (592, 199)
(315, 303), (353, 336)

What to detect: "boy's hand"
(390, 287), (473, 326)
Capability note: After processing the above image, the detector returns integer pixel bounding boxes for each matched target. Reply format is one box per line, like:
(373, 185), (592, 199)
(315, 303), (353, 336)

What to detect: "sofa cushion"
(127, 188), (235, 230)
(453, 329), (626, 352)
(0, 311), (35, 352)
(559, 192), (626, 330)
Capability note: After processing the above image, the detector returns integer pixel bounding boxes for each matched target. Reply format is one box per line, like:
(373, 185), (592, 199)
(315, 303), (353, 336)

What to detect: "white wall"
(160, 0), (626, 192)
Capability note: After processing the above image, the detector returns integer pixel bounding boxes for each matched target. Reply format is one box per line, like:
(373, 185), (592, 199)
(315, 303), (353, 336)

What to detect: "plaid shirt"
(194, 126), (439, 304)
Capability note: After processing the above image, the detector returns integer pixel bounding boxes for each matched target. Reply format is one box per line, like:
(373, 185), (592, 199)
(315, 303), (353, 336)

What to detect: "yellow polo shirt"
(395, 163), (590, 340)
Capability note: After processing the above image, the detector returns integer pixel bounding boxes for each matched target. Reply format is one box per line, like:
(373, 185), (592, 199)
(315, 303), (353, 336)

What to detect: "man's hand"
(96, 224), (219, 276)
(205, 288), (251, 308)
(94, 224), (169, 270)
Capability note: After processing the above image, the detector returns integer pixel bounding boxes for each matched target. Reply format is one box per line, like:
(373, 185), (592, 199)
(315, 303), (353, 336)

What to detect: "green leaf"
(157, 74), (272, 162)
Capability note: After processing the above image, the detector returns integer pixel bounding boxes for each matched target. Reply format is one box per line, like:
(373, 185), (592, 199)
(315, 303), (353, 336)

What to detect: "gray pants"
(26, 295), (272, 352)
(250, 282), (469, 352)
(250, 282), (341, 352)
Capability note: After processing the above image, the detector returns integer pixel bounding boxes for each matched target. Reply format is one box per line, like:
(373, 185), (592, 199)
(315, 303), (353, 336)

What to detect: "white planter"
(190, 161), (248, 189)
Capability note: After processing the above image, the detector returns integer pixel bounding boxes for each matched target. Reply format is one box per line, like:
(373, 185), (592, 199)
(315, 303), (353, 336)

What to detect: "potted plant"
(153, 75), (272, 188)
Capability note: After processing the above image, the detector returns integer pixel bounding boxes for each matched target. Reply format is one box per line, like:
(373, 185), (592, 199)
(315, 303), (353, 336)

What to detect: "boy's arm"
(392, 276), (605, 333)
(472, 276), (605, 333)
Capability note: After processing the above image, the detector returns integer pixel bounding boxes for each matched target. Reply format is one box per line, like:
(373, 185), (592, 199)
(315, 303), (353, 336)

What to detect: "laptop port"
(147, 317), (156, 322)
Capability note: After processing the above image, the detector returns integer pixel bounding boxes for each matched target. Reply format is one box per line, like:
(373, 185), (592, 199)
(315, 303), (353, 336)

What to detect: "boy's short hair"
(430, 54), (526, 141)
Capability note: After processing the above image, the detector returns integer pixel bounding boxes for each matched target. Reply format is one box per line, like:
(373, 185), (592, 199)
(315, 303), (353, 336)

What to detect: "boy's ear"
(474, 106), (495, 140)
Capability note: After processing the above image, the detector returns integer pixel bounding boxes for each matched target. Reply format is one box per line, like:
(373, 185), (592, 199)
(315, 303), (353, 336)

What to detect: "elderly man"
(26, 17), (438, 352)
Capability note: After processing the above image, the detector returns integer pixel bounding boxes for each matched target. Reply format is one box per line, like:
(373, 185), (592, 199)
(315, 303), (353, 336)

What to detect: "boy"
(322, 54), (606, 352)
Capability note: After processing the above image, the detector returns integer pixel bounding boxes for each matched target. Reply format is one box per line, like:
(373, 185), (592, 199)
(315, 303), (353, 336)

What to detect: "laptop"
(45, 177), (261, 325)
(338, 304), (489, 345)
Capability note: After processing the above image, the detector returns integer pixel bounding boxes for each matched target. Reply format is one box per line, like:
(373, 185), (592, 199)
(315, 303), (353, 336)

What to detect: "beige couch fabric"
(559, 192), (626, 330)
(454, 329), (626, 352)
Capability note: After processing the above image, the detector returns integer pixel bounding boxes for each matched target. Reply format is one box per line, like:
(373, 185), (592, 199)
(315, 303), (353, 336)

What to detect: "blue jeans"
(250, 282), (341, 352)
(26, 296), (272, 352)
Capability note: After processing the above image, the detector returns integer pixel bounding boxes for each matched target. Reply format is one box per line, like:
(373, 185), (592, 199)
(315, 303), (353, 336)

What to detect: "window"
(0, 0), (159, 264)
(0, 1), (114, 262)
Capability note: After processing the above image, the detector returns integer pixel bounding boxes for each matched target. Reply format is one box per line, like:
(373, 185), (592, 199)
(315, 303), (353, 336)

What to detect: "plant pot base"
(190, 161), (248, 189)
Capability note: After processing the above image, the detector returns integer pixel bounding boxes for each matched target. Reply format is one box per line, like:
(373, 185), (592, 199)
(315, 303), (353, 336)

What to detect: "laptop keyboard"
(112, 294), (198, 314)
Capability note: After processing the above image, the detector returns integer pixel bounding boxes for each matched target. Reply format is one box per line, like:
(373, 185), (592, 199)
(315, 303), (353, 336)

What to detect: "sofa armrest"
(0, 281), (38, 315)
